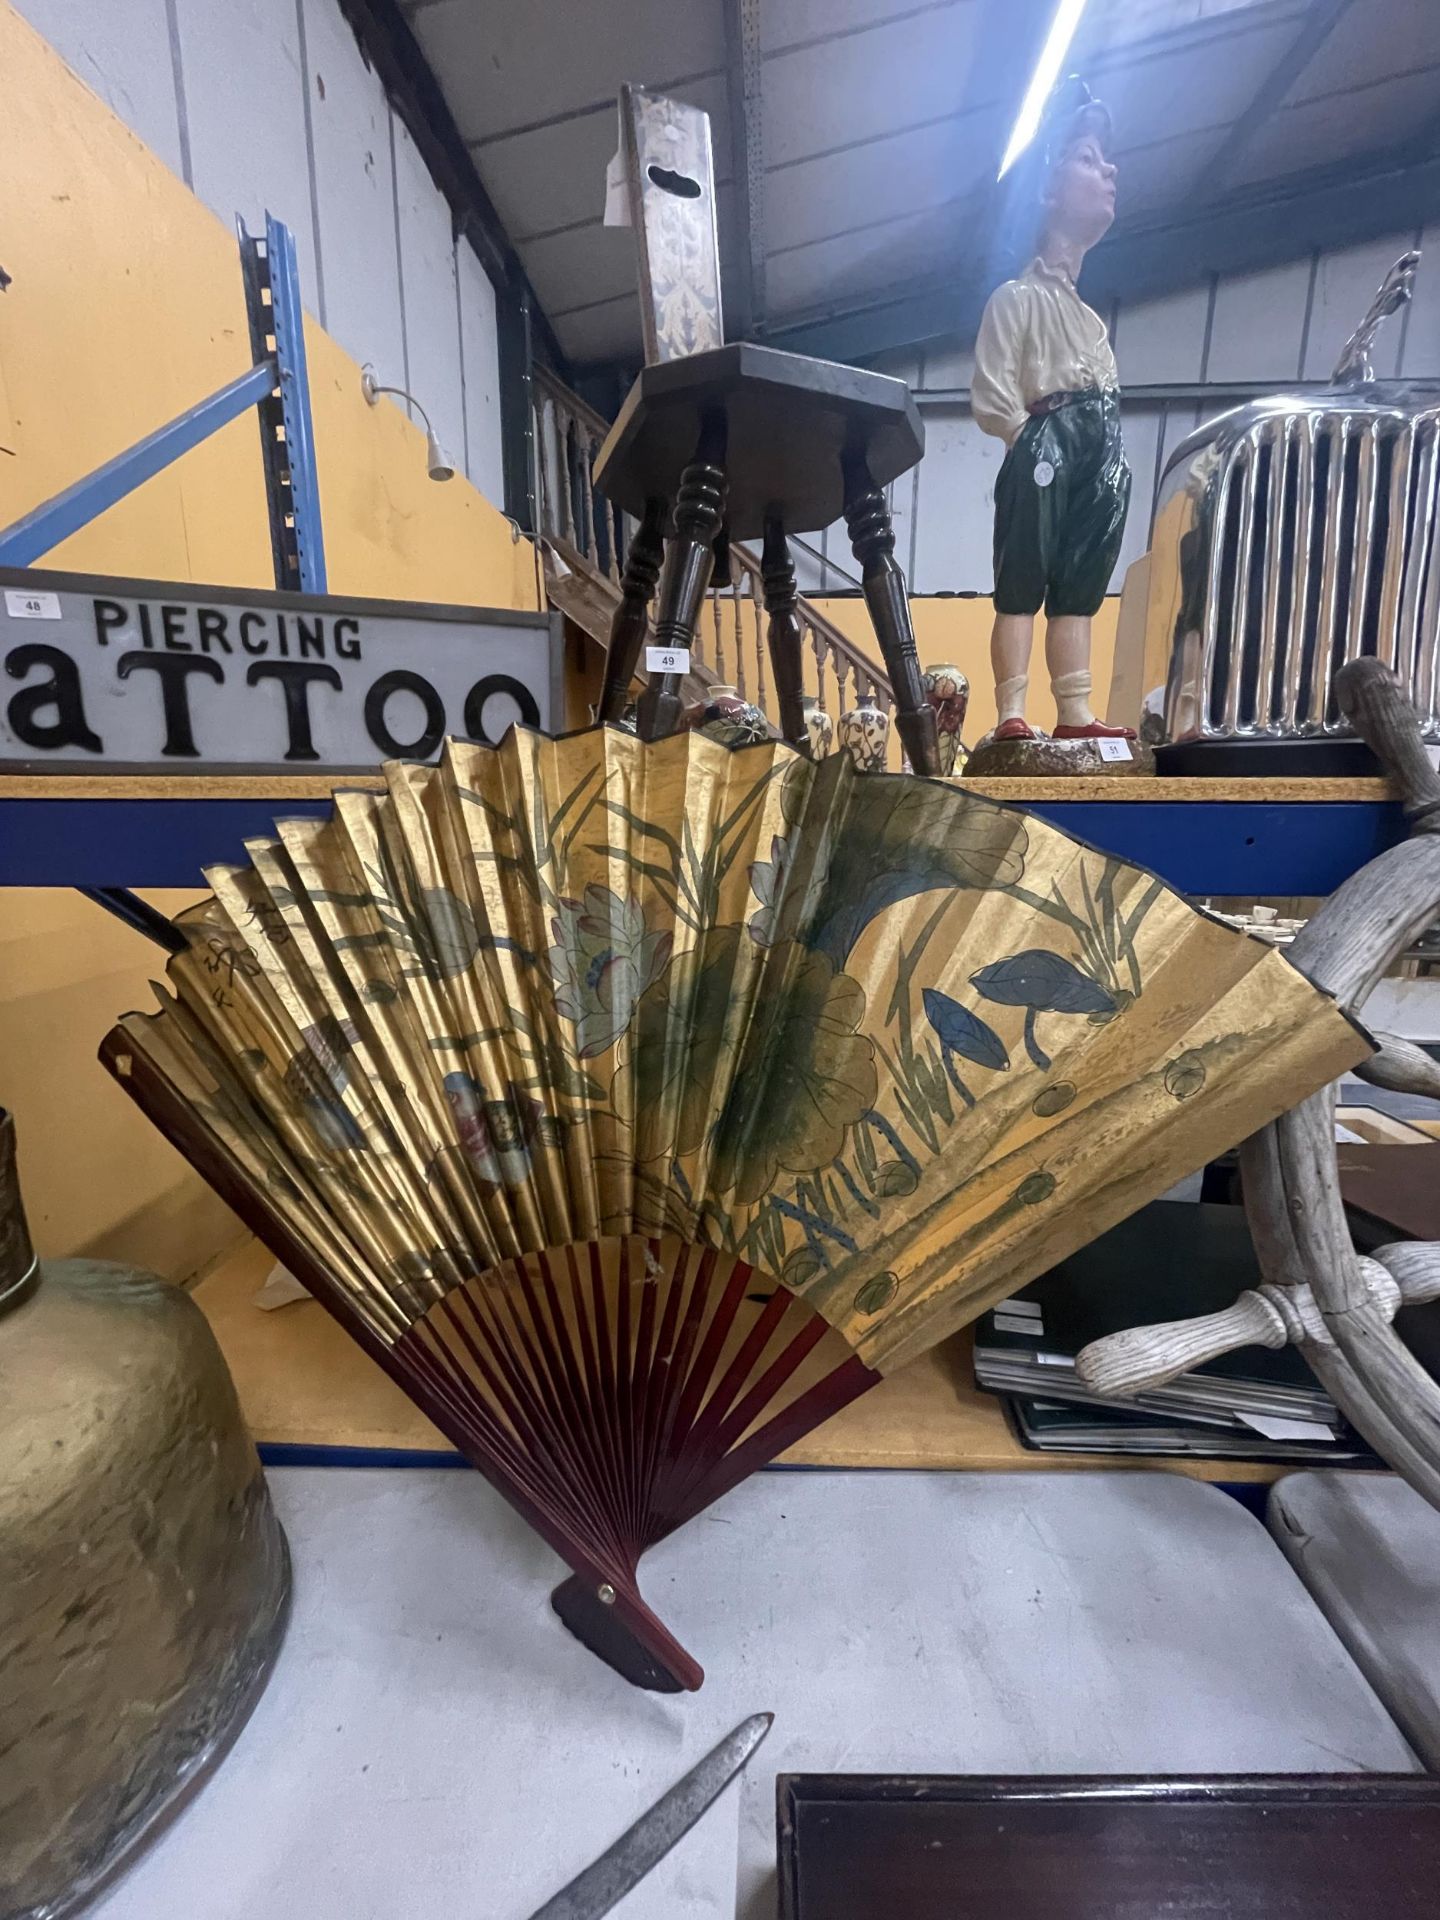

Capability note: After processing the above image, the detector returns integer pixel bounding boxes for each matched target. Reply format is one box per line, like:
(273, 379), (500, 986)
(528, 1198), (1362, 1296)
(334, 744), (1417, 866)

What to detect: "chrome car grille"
(1159, 388), (1440, 743)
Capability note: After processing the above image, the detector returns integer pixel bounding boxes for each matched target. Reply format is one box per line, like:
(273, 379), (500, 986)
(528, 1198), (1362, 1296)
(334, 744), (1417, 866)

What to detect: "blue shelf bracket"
(237, 215), (327, 594)
(0, 213), (325, 594)
(0, 213), (327, 946)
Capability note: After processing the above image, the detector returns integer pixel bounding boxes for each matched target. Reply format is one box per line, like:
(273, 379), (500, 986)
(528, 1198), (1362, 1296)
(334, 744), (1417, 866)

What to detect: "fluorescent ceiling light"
(997, 0), (1091, 178)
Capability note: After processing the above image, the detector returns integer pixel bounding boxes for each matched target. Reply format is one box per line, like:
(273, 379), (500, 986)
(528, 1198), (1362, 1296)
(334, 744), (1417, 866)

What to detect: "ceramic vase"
(839, 702), (890, 774)
(682, 683), (769, 750)
(922, 662), (970, 776)
(801, 694), (834, 759)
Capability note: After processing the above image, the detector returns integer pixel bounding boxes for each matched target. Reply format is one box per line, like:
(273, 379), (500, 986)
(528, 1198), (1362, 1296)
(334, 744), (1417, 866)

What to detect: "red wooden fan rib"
(108, 1020), (875, 1688)
(396, 1235), (878, 1688)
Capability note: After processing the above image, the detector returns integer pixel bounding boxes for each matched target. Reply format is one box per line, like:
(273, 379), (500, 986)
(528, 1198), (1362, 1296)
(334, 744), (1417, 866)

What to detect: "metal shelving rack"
(0, 772), (1407, 899)
(0, 210), (1409, 905)
(0, 214), (325, 592)
(0, 213), (327, 936)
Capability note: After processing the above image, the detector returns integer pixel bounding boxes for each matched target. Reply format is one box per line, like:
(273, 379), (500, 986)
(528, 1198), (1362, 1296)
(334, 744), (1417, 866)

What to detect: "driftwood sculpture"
(1079, 657), (1440, 1501)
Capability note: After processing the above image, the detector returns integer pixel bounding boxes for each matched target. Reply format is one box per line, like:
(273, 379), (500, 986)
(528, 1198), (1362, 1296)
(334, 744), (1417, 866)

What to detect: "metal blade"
(525, 1712), (774, 1919)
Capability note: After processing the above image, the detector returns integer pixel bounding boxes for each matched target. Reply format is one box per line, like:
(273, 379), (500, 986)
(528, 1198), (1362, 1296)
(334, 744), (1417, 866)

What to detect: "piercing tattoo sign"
(0, 568), (562, 773)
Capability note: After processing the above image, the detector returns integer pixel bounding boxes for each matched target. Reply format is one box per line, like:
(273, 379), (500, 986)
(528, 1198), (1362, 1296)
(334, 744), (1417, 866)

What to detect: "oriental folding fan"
(103, 728), (1365, 1689)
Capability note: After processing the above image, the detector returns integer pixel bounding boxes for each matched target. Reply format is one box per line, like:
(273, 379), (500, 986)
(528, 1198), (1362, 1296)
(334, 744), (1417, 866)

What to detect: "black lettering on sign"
(137, 604), (156, 650)
(6, 644), (103, 752)
(296, 616), (325, 661)
(247, 661), (341, 762)
(196, 608), (233, 655)
(161, 605), (192, 652)
(93, 599), (128, 648)
(364, 669), (445, 760)
(334, 617), (361, 661)
(239, 612), (267, 655)
(275, 614), (291, 659)
(463, 674), (541, 746)
(117, 652), (224, 757)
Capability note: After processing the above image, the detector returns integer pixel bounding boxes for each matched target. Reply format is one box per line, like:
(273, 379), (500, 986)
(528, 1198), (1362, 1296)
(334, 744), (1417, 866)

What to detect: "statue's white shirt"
(971, 256), (1119, 446)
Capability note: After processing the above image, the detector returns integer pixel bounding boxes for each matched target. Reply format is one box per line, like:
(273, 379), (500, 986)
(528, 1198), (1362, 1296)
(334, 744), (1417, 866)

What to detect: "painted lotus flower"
(443, 1072), (556, 1188)
(549, 884), (673, 1058)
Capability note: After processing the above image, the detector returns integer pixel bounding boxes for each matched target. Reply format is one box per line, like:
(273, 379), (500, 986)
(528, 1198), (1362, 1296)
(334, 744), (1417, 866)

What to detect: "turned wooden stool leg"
(843, 450), (939, 776)
(597, 495), (667, 724)
(761, 516), (809, 752)
(637, 416), (728, 743)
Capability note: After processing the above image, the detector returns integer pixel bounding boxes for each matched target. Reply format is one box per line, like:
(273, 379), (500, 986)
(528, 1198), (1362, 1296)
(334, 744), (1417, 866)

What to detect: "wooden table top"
(192, 1236), (1279, 1483)
(0, 771), (1399, 803)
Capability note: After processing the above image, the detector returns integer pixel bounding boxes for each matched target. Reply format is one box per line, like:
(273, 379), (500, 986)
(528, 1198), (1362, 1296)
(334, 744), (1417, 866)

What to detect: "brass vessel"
(0, 1113), (289, 1918)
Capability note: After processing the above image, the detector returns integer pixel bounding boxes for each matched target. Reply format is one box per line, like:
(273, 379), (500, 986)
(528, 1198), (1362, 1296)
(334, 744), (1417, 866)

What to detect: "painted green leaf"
(922, 987), (1009, 1070)
(854, 1271), (898, 1316)
(627, 925), (747, 1162)
(420, 888), (481, 976)
(1015, 1169), (1057, 1205)
(1164, 1051), (1206, 1100)
(781, 1244), (824, 1288)
(971, 950), (1116, 1015)
(747, 833), (800, 950)
(709, 946), (877, 1204)
(876, 1159), (920, 1196)
(1031, 1082), (1076, 1117)
(801, 768), (1029, 965)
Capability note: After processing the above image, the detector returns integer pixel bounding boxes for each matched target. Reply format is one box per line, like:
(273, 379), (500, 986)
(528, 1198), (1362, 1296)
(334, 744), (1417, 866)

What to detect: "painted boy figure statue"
(973, 79), (1134, 744)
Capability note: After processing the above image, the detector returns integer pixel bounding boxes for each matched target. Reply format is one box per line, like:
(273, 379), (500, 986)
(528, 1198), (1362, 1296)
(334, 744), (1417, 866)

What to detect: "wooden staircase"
(533, 366), (895, 731)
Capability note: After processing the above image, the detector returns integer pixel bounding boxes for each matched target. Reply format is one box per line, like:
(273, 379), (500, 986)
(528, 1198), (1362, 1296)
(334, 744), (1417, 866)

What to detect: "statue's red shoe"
(1052, 721), (1138, 740)
(993, 718), (1038, 742)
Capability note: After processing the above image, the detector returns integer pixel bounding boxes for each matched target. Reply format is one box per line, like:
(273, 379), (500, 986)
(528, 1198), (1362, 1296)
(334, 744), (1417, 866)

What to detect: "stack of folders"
(973, 1200), (1399, 1463)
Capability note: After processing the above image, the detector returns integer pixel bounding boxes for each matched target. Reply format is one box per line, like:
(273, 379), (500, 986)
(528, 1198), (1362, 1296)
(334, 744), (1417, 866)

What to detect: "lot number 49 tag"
(645, 645), (690, 674)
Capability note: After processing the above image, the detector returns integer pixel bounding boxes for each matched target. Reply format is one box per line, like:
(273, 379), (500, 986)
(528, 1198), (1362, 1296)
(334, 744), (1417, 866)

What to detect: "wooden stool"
(592, 341), (939, 776)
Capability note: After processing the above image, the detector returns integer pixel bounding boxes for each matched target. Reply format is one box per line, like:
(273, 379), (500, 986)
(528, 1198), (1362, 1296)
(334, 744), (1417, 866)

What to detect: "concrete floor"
(1273, 1469), (1440, 1770)
(94, 1466), (1416, 1919)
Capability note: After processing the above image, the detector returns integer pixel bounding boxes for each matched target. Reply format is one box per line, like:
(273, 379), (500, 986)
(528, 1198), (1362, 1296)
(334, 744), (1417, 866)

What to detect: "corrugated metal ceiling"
(397, 0), (1440, 367)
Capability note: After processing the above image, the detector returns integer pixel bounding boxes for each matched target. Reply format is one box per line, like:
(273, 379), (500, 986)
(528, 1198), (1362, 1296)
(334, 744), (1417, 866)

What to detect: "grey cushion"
(97, 1467), (1416, 1920)
(1271, 1470), (1440, 1769)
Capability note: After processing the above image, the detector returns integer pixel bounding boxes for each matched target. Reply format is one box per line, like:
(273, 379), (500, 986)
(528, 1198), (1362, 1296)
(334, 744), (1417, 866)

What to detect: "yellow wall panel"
(0, 4), (539, 1276)
(0, 12), (271, 582)
(810, 595), (1120, 744)
(0, 887), (244, 1271)
(306, 327), (541, 611)
(0, 2), (539, 608)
